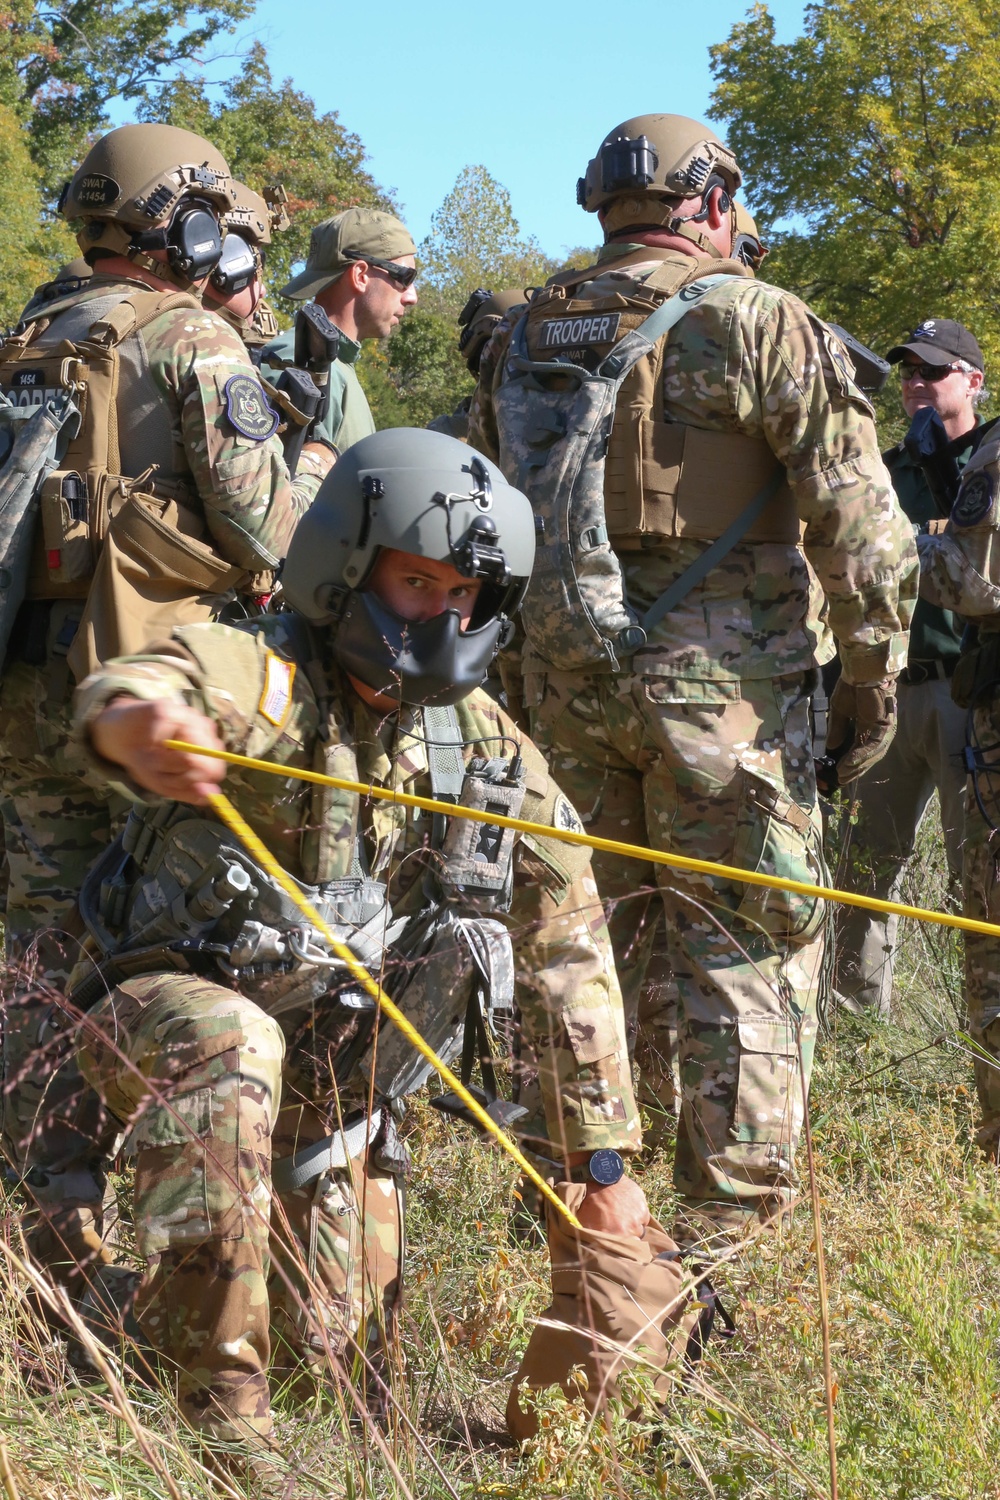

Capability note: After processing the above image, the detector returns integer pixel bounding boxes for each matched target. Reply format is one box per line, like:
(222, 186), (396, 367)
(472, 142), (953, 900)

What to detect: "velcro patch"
(258, 650), (295, 726)
(538, 312), (621, 351)
(553, 792), (585, 835)
(224, 373), (279, 441)
(952, 468), (996, 528)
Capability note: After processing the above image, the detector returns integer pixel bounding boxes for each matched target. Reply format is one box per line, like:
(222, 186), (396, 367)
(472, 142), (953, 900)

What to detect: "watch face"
(588, 1148), (625, 1186)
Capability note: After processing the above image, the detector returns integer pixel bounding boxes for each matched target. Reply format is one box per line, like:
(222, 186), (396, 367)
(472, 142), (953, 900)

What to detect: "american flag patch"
(258, 650), (295, 726)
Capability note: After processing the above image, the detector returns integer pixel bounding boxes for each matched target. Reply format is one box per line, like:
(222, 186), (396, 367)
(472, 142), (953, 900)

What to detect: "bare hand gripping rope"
(167, 738), (1000, 942)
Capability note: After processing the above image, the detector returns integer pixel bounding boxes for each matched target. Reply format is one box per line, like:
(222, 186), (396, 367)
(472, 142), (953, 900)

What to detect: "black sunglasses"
(899, 361), (964, 382)
(342, 249), (417, 289)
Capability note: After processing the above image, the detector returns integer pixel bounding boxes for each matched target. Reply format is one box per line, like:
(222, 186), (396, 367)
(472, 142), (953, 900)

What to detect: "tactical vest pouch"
(39, 470), (91, 583)
(607, 422), (797, 546)
(67, 488), (248, 680)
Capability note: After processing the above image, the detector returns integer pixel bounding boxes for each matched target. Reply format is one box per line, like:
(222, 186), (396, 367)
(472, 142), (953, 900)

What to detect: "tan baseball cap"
(279, 207), (417, 300)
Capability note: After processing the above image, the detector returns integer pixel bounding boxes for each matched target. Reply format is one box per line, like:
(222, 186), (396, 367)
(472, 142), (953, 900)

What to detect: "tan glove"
(816, 676), (897, 795)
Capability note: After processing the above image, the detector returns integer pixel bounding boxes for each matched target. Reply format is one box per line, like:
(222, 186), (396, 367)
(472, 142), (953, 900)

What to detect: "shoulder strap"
(640, 469), (785, 631)
(595, 274), (732, 384)
(423, 704), (466, 801)
(87, 288), (201, 349)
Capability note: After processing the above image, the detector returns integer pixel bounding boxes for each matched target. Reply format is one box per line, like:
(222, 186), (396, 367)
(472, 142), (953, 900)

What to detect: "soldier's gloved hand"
(90, 697), (226, 804)
(816, 676), (898, 795)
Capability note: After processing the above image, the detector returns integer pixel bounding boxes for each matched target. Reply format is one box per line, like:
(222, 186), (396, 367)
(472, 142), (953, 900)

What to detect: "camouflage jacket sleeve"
(145, 308), (320, 571)
(722, 283), (917, 683)
(916, 429), (1000, 619)
(500, 719), (641, 1157)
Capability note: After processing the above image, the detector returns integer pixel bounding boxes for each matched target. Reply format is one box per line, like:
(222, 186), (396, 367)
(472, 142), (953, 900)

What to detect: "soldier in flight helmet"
(72, 426), (646, 1471)
(0, 122), (331, 1307)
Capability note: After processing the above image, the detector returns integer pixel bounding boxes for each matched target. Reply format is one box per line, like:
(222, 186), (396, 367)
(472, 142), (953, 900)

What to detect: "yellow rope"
(203, 789), (581, 1229)
(169, 739), (1000, 942)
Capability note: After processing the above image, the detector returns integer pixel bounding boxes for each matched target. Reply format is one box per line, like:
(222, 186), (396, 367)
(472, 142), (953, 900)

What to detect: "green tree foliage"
(419, 165), (557, 317)
(382, 308), (473, 430)
(0, 99), (73, 324)
(709, 0), (1000, 390)
(6, 0), (253, 190)
(140, 42), (392, 309)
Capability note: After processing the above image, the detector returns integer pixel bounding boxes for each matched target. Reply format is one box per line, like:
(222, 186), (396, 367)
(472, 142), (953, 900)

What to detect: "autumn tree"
(709, 0), (1000, 397)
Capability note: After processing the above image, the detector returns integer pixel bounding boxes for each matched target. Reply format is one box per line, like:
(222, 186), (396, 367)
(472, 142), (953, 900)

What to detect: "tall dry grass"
(1, 804), (998, 1498)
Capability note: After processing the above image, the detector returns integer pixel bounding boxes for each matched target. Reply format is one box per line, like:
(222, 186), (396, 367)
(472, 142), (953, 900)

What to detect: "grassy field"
(2, 808), (999, 1499)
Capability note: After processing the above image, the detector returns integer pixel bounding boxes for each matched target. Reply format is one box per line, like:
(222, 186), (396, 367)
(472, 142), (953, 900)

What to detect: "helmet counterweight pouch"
(492, 276), (731, 672)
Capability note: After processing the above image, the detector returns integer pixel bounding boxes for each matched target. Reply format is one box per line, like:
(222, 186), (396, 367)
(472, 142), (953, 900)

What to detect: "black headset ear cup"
(718, 190), (731, 214)
(169, 202), (223, 279)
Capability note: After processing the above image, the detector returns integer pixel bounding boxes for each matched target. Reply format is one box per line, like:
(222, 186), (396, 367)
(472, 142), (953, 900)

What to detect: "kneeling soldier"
(70, 429), (645, 1465)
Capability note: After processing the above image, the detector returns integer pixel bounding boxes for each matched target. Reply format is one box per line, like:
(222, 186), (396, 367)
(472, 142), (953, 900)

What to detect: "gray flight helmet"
(282, 427), (535, 706)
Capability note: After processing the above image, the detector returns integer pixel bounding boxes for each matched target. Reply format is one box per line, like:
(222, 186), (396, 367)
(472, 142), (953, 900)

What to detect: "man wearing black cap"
(836, 318), (991, 1013)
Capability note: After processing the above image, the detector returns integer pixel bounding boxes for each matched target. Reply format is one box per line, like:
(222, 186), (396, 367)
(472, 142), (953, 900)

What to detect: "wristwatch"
(570, 1148), (626, 1186)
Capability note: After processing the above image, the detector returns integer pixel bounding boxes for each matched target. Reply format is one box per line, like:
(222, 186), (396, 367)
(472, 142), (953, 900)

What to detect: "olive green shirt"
(261, 323), (376, 455)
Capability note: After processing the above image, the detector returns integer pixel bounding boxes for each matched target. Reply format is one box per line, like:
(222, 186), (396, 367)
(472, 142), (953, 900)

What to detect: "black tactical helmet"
(282, 428), (535, 706)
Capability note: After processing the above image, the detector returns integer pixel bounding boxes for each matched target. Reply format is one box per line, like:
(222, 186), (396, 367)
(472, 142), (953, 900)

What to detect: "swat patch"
(258, 650), (295, 726)
(75, 174), (120, 208)
(224, 374), (279, 441)
(951, 468), (996, 528)
(538, 312), (621, 351)
(553, 792), (585, 835)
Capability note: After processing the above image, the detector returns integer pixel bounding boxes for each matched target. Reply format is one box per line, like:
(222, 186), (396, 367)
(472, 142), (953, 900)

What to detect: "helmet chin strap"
(603, 184), (737, 260)
(76, 220), (204, 292)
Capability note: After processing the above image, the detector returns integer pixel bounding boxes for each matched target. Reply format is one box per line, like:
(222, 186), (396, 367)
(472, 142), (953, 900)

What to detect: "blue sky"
(229, 0), (808, 258)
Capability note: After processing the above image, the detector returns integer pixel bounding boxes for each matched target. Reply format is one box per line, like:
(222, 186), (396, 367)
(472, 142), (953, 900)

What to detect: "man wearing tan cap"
(263, 206), (418, 454)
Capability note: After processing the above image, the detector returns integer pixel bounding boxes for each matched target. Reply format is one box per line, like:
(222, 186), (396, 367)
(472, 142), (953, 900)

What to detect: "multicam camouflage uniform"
(471, 245), (918, 1241)
(70, 613), (639, 1444)
(0, 273), (322, 1290)
(916, 429), (1000, 1154)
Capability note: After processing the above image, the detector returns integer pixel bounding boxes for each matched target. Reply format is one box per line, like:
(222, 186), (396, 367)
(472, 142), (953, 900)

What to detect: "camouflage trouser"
(960, 697), (1000, 1156)
(79, 972), (403, 1443)
(0, 652), (125, 1288)
(525, 666), (826, 1240)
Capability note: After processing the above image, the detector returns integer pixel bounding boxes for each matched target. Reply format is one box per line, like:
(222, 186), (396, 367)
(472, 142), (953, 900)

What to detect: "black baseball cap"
(887, 318), (985, 371)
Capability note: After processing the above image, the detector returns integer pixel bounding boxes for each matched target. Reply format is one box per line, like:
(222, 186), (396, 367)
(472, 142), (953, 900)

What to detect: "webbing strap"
(597, 274), (731, 380)
(423, 705), (465, 800)
(640, 468), (786, 631)
(270, 1111), (381, 1195)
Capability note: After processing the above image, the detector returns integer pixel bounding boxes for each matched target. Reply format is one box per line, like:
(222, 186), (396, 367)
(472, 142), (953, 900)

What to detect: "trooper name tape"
(539, 312), (622, 349)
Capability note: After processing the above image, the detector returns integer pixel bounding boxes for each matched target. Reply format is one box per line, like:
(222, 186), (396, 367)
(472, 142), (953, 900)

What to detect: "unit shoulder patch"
(224, 373), (279, 441)
(258, 650), (295, 726)
(951, 467), (996, 528)
(553, 792), (585, 835)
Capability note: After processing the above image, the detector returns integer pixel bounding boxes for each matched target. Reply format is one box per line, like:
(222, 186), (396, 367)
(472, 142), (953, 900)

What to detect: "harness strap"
(639, 468), (785, 631)
(423, 703), (465, 850)
(270, 1111), (383, 1195)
